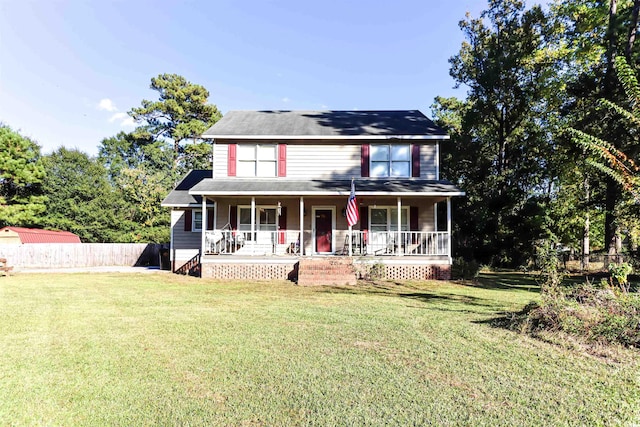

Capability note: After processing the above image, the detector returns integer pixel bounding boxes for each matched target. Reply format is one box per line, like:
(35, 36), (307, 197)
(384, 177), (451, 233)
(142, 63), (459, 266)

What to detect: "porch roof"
(202, 110), (449, 140)
(188, 178), (465, 197)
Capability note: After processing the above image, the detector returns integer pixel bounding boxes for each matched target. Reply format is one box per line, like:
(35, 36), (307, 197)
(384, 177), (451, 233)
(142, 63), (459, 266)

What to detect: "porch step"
(297, 257), (357, 286)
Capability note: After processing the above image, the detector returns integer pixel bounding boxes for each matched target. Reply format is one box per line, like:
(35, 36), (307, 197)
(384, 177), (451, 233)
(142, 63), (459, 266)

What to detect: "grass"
(0, 272), (638, 426)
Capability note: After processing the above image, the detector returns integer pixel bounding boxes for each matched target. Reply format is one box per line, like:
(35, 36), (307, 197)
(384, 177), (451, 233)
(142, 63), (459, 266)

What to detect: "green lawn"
(0, 272), (638, 426)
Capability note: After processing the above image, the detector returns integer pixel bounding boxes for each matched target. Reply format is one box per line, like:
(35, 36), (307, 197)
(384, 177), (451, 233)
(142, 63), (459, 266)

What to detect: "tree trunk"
(626, 0), (640, 62)
(582, 175), (590, 271)
(605, 0), (620, 261)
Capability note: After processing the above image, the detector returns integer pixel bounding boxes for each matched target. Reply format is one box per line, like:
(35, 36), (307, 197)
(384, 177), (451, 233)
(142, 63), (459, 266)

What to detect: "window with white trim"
(192, 210), (203, 232)
(238, 206), (278, 239)
(370, 144), (411, 177)
(370, 207), (409, 232)
(237, 144), (277, 177)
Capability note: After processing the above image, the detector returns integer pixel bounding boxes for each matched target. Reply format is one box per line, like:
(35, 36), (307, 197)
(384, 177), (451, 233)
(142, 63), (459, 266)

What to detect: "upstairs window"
(370, 144), (411, 177)
(237, 144), (277, 177)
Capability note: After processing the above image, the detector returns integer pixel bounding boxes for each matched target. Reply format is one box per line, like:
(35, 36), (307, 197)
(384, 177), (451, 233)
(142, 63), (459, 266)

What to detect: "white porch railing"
(204, 230), (449, 257)
(205, 230), (300, 256)
(343, 231), (449, 256)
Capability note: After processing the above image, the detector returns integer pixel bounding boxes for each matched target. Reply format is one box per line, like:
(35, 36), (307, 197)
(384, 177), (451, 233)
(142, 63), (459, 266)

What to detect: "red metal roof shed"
(0, 227), (81, 243)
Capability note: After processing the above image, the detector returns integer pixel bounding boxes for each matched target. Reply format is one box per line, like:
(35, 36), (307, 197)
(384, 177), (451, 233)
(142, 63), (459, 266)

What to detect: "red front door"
(315, 209), (332, 253)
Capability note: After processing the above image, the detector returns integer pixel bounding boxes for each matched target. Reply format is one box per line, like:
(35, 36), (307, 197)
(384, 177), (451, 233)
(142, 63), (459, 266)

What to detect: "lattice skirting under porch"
(383, 264), (450, 280)
(353, 263), (451, 281)
(201, 262), (297, 281)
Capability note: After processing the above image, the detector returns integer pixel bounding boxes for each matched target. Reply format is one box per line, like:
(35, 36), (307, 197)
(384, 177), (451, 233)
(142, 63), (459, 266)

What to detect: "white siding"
(420, 143), (437, 180)
(213, 144), (229, 179)
(213, 142), (439, 179)
(287, 144), (360, 179)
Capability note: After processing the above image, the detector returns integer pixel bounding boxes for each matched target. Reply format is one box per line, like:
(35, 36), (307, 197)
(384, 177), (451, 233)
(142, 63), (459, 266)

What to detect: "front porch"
(181, 179), (463, 282)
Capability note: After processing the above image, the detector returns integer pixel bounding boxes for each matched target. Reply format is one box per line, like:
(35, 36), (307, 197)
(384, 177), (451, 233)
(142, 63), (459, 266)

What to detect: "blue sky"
(0, 0), (486, 156)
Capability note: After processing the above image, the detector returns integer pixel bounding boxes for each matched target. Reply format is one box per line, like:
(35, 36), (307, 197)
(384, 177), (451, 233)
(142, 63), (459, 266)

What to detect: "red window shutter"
(410, 206), (419, 230)
(278, 206), (287, 244)
(359, 206), (368, 231)
(410, 206), (419, 243)
(412, 144), (420, 177)
(184, 209), (192, 231)
(229, 206), (237, 230)
(278, 144), (287, 177)
(207, 208), (214, 230)
(361, 144), (370, 177)
(228, 144), (237, 176)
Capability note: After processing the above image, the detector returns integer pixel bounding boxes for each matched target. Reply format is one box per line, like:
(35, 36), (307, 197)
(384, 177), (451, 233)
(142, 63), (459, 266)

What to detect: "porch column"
(251, 197), (256, 245)
(201, 196), (207, 256)
(299, 197), (304, 256)
(447, 197), (452, 263)
(170, 210), (175, 272)
(397, 197), (402, 256)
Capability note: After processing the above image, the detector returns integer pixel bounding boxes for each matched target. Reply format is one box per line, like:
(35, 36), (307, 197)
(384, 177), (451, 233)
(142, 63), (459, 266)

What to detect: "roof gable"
(203, 110), (448, 139)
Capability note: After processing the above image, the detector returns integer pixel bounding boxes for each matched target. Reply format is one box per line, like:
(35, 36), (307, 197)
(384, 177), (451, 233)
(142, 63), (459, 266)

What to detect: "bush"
(451, 257), (480, 280)
(523, 282), (640, 348)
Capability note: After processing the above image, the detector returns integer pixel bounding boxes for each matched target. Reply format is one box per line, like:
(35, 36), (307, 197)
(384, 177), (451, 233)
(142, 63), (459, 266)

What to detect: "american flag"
(346, 179), (359, 227)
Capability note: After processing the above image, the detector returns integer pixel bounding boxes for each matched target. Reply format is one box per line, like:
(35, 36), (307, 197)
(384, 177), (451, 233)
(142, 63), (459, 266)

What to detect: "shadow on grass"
(318, 281), (500, 313)
(460, 272), (541, 293)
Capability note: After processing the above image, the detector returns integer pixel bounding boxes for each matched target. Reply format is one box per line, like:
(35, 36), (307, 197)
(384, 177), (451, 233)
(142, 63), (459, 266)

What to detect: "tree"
(98, 131), (172, 181)
(567, 56), (640, 259)
(129, 74), (222, 176)
(41, 147), (133, 242)
(97, 132), (173, 242)
(0, 125), (46, 227)
(554, 0), (640, 261)
(433, 0), (562, 266)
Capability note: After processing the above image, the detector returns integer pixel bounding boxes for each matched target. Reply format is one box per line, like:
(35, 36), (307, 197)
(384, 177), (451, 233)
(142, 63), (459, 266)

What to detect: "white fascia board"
(202, 134), (450, 140)
(161, 202), (215, 208)
(189, 190), (465, 197)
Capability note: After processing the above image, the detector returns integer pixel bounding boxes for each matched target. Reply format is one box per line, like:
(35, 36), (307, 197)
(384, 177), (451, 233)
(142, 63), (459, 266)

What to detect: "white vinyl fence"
(0, 243), (167, 269)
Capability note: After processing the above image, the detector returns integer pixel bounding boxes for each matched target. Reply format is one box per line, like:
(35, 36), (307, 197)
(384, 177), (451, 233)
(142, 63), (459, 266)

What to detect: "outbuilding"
(0, 227), (81, 244)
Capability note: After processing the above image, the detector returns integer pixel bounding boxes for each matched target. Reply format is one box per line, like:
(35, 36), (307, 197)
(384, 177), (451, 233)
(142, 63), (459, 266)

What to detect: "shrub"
(522, 282), (640, 348)
(451, 257), (480, 280)
(608, 262), (633, 293)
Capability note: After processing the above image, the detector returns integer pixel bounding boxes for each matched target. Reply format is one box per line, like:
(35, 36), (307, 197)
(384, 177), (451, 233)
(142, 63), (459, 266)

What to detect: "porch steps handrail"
(175, 253), (201, 277)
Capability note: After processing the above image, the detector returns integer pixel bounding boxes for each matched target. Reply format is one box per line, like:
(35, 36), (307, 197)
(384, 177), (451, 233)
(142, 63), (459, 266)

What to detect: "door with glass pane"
(314, 209), (332, 253)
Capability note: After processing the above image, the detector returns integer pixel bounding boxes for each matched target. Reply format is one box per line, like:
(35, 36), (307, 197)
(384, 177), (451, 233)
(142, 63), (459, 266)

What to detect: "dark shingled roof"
(161, 170), (213, 207)
(202, 110), (448, 138)
(189, 178), (464, 197)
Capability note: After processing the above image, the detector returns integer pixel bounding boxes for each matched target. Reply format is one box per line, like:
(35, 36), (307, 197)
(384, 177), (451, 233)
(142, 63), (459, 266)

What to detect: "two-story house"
(161, 110), (464, 282)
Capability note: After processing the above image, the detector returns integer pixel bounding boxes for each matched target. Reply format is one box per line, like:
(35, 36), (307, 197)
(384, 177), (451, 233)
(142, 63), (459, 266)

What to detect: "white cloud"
(281, 97), (291, 103)
(109, 112), (135, 128)
(97, 98), (118, 112)
(96, 98), (135, 127)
